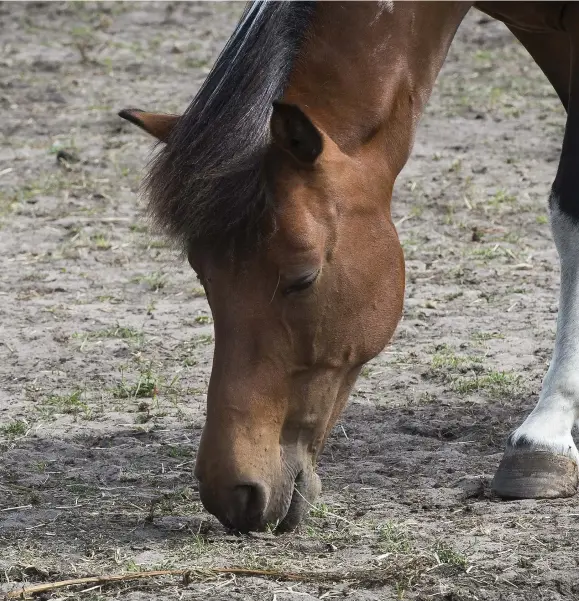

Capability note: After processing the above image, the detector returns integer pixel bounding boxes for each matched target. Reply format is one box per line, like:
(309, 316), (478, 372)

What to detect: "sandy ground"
(1, 3), (577, 600)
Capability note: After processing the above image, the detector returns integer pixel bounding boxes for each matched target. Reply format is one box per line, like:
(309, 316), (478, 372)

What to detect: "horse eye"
(283, 270), (320, 296)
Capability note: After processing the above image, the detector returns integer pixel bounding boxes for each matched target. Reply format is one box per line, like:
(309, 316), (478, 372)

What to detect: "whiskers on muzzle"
(197, 455), (321, 534)
(277, 468), (322, 532)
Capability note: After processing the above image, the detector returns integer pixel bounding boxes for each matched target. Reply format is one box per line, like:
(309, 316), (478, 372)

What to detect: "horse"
(120, 1), (579, 533)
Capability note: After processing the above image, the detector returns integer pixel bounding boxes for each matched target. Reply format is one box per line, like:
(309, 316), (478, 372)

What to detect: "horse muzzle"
(196, 460), (321, 533)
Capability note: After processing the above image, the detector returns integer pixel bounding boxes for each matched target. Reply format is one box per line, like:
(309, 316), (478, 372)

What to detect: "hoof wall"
(492, 450), (578, 499)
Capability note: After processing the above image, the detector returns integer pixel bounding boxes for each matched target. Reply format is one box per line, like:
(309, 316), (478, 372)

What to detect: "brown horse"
(121, 1), (579, 533)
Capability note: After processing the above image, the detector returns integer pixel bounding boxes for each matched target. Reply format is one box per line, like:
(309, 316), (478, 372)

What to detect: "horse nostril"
(230, 482), (268, 529)
(197, 479), (271, 532)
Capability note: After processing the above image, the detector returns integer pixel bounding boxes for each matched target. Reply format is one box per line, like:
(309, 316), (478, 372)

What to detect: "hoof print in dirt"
(453, 476), (488, 500)
(56, 150), (80, 165)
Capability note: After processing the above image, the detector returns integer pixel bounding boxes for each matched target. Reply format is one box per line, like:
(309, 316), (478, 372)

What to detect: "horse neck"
(284, 1), (472, 180)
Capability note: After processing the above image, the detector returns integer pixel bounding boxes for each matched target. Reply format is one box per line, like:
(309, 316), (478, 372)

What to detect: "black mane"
(146, 0), (316, 254)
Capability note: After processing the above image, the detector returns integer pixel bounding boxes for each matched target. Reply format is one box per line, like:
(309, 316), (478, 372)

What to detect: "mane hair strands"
(146, 1), (317, 254)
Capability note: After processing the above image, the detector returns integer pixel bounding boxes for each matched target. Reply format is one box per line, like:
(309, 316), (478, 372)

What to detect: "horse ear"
(118, 108), (180, 143)
(270, 102), (323, 164)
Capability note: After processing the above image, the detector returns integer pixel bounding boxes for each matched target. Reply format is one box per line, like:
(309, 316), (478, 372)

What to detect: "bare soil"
(1, 3), (576, 600)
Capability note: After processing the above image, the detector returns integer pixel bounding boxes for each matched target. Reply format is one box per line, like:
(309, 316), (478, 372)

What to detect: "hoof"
(492, 450), (578, 499)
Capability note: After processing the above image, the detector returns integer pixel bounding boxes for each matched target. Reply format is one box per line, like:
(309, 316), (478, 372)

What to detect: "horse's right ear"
(270, 102), (323, 164)
(118, 108), (180, 143)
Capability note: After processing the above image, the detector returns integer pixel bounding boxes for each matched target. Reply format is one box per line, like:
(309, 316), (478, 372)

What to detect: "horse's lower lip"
(276, 468), (321, 532)
(274, 472), (302, 531)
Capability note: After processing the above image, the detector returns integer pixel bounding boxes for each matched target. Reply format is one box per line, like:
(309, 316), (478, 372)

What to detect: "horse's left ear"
(270, 102), (323, 164)
(118, 108), (180, 143)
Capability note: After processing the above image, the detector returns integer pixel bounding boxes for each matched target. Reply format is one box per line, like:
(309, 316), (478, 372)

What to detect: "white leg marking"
(509, 202), (579, 463)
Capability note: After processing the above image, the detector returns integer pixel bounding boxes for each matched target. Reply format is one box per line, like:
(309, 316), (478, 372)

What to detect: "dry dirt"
(1, 3), (577, 600)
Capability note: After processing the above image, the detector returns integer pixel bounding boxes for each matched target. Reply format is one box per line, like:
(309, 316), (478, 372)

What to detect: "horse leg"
(475, 2), (570, 108)
(504, 26), (570, 110)
(493, 10), (579, 498)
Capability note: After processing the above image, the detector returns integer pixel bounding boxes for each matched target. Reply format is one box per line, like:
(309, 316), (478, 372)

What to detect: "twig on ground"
(4, 557), (430, 599)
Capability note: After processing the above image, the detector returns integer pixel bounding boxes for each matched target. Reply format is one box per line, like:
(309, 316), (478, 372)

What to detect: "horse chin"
(276, 468), (322, 533)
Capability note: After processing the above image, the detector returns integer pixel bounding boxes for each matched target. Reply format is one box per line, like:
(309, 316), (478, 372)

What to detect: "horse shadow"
(0, 389), (528, 560)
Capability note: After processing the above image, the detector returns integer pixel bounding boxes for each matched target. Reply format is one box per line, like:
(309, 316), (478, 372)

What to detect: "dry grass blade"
(4, 569), (273, 599)
(4, 557), (431, 599)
